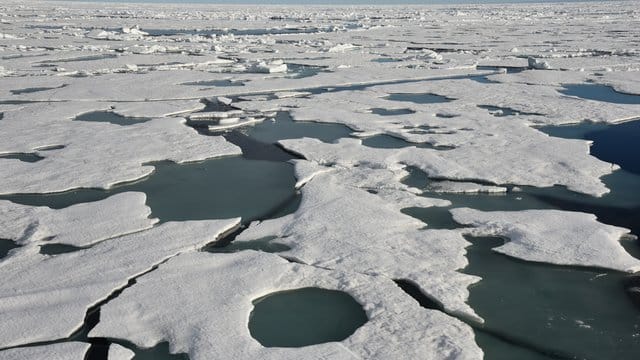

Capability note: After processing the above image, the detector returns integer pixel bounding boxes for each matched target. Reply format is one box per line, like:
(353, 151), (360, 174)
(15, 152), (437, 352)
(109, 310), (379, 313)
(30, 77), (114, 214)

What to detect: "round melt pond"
(248, 287), (368, 347)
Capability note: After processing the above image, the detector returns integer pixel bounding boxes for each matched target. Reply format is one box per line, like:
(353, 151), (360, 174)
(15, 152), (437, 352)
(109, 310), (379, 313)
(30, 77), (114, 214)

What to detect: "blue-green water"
(249, 287), (368, 347)
(0, 238), (19, 259)
(384, 92), (454, 104)
(241, 111), (353, 144)
(0, 152), (44, 163)
(75, 111), (152, 126)
(0, 156), (297, 224)
(559, 84), (640, 105)
(464, 236), (640, 360)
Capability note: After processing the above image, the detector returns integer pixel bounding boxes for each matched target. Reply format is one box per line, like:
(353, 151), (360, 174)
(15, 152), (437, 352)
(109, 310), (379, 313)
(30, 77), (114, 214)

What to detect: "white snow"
(234, 166), (480, 321)
(108, 344), (135, 360)
(91, 251), (483, 360)
(451, 208), (640, 272)
(0, 218), (240, 348)
(1, 1), (640, 358)
(0, 102), (241, 194)
(428, 181), (507, 194)
(279, 136), (613, 197)
(0, 192), (156, 248)
(0, 342), (89, 360)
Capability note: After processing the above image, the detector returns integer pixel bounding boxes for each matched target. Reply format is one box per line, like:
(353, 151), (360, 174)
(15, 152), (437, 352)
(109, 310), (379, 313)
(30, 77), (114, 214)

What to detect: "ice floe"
(0, 192), (156, 249)
(279, 136), (614, 197)
(92, 251), (483, 360)
(451, 208), (640, 272)
(0, 218), (240, 348)
(108, 344), (135, 360)
(0, 342), (89, 360)
(234, 166), (480, 321)
(0, 102), (240, 194)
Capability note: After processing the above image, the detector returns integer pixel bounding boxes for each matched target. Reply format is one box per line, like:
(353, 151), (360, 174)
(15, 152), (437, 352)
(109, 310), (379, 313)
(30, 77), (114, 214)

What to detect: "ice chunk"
(428, 181), (507, 194)
(451, 208), (640, 272)
(0, 192), (156, 248)
(527, 57), (552, 70)
(0, 103), (241, 194)
(279, 136), (613, 197)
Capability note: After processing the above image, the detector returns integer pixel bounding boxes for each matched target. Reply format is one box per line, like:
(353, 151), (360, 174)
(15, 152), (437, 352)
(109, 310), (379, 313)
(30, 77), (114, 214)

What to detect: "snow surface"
(235, 165), (480, 321)
(0, 342), (89, 360)
(0, 192), (156, 249)
(1, 0), (640, 358)
(92, 251), (483, 360)
(0, 218), (240, 348)
(108, 344), (135, 360)
(0, 102), (241, 194)
(279, 137), (613, 197)
(451, 208), (640, 272)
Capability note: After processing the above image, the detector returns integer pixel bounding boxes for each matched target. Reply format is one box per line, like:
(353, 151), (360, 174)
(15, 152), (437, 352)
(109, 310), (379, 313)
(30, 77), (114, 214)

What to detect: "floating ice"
(92, 251), (483, 359)
(108, 344), (135, 360)
(428, 181), (507, 194)
(451, 208), (640, 272)
(235, 166), (481, 321)
(0, 342), (89, 360)
(0, 218), (240, 348)
(0, 103), (241, 194)
(0, 192), (156, 249)
(279, 136), (614, 197)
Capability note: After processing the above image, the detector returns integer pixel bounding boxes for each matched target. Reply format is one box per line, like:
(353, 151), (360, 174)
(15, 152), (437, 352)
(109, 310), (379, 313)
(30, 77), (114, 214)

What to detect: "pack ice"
(1, 0), (639, 358)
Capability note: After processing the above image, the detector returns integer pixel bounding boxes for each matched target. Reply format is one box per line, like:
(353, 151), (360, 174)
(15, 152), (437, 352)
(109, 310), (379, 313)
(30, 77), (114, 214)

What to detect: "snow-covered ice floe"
(451, 208), (640, 272)
(235, 164), (483, 322)
(91, 251), (483, 360)
(0, 218), (240, 348)
(1, 0), (640, 358)
(0, 192), (156, 250)
(0, 342), (90, 360)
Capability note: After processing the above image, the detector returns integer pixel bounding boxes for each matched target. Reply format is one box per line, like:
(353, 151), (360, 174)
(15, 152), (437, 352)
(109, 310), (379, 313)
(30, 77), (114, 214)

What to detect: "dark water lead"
(74, 111), (152, 126)
(361, 134), (455, 150)
(0, 152), (44, 163)
(0, 238), (20, 259)
(559, 84), (640, 105)
(384, 92), (454, 104)
(464, 236), (640, 360)
(39, 243), (84, 256)
(239, 111), (353, 145)
(10, 85), (67, 95)
(181, 79), (245, 87)
(477, 105), (544, 117)
(249, 287), (368, 347)
(368, 107), (416, 116)
(541, 119), (640, 176)
(0, 156), (297, 225)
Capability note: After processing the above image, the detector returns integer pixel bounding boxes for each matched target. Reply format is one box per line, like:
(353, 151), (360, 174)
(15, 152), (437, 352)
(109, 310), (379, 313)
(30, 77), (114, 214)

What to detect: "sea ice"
(108, 344), (135, 360)
(92, 251), (483, 360)
(0, 192), (156, 250)
(451, 208), (640, 272)
(279, 136), (613, 197)
(235, 166), (481, 321)
(0, 218), (240, 348)
(0, 342), (89, 360)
